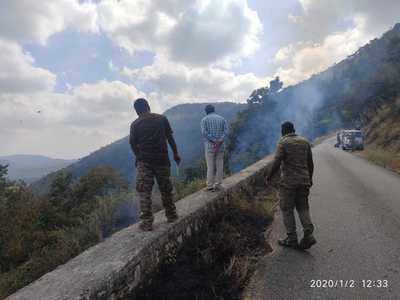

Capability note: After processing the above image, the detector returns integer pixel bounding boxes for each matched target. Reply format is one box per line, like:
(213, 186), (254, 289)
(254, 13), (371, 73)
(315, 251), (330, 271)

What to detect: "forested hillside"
(32, 102), (244, 193)
(227, 23), (400, 172)
(0, 165), (132, 297)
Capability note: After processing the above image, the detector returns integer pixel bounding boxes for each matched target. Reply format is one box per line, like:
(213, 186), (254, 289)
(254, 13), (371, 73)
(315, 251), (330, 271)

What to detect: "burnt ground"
(134, 200), (272, 300)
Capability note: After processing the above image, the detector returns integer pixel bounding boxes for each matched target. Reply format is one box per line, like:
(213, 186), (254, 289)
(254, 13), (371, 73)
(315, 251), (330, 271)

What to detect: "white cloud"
(276, 15), (373, 85)
(0, 81), (145, 158)
(0, 0), (98, 44)
(292, 0), (400, 42)
(3, 0), (399, 159)
(122, 56), (268, 109)
(0, 39), (56, 93)
(274, 44), (295, 65)
(97, 0), (262, 66)
(64, 80), (144, 127)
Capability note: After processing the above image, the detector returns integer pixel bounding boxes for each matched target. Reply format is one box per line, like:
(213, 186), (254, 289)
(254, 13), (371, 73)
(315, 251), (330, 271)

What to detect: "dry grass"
(356, 147), (400, 174)
(173, 178), (206, 200)
(354, 98), (400, 174)
(135, 187), (279, 300)
(230, 185), (278, 218)
(364, 101), (400, 154)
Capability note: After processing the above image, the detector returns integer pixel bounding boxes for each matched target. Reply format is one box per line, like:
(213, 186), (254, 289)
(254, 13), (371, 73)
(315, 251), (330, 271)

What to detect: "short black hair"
(281, 121), (295, 135)
(205, 104), (215, 114)
(134, 98), (150, 114)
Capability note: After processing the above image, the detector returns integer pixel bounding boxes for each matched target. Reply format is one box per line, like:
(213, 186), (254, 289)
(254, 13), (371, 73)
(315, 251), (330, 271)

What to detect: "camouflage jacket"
(268, 133), (314, 188)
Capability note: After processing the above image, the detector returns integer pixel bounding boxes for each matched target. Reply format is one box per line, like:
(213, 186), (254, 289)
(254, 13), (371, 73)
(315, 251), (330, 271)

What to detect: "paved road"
(244, 138), (400, 299)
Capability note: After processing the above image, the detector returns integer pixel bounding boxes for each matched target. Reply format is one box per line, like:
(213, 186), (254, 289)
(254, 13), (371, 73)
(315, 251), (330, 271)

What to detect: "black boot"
(299, 235), (316, 250)
(278, 237), (298, 248)
(167, 213), (179, 223)
(139, 222), (153, 231)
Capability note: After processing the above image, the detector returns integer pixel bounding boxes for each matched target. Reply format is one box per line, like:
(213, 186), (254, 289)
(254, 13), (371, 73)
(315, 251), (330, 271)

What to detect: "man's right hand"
(174, 153), (181, 165)
(214, 140), (223, 153)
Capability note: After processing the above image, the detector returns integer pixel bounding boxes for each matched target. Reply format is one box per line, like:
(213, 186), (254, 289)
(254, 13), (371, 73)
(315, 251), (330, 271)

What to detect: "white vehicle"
(336, 129), (364, 151)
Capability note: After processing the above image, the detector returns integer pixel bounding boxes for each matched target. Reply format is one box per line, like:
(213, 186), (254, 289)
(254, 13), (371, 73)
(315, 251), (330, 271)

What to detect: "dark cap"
(205, 104), (215, 114)
(281, 121), (295, 135)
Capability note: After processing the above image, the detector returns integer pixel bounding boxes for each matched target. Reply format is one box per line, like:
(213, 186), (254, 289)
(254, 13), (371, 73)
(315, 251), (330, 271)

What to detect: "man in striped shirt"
(201, 105), (229, 191)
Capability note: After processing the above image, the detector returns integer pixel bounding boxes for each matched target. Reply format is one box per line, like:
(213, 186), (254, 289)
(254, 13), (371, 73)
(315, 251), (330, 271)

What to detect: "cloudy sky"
(1, 0), (399, 159)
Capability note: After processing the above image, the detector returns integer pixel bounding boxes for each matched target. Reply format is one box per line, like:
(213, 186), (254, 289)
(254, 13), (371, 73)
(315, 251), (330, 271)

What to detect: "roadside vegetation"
(0, 157), (277, 299)
(357, 147), (400, 174)
(0, 160), (209, 298)
(172, 159), (207, 200)
(359, 97), (400, 174)
(0, 165), (132, 298)
(135, 186), (278, 300)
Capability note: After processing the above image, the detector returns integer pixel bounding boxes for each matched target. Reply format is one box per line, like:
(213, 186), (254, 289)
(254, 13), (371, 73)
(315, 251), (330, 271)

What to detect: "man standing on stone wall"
(129, 98), (181, 231)
(266, 121), (316, 249)
(201, 105), (229, 191)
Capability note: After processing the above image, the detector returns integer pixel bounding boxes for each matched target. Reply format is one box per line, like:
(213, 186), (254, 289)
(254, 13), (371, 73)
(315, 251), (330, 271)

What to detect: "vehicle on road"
(335, 129), (364, 151)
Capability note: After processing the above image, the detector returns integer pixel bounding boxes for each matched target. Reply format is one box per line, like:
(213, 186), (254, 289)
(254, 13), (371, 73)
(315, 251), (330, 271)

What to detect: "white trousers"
(205, 149), (224, 188)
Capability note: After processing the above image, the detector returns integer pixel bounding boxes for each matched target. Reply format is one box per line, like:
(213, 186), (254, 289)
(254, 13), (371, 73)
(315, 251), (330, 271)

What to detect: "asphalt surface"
(244, 138), (400, 299)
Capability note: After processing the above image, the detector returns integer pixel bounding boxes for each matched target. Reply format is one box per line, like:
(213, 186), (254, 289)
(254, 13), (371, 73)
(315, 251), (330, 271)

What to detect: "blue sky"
(0, 0), (399, 158)
(25, 30), (155, 92)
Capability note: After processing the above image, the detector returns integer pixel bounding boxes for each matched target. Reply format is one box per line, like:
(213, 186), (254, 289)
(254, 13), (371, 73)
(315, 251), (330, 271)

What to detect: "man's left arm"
(215, 119), (229, 150)
(220, 119), (229, 141)
(307, 143), (314, 185)
(165, 117), (181, 165)
(129, 123), (139, 157)
(266, 142), (285, 182)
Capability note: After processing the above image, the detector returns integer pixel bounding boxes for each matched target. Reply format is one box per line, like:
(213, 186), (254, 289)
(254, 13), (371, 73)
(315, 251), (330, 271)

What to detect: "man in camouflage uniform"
(266, 121), (316, 249)
(129, 98), (181, 231)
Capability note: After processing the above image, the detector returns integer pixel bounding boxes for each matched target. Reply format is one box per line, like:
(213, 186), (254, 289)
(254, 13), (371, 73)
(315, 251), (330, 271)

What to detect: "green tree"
(0, 165), (131, 297)
(49, 171), (74, 208)
(183, 160), (207, 182)
(73, 166), (128, 205)
(0, 164), (8, 193)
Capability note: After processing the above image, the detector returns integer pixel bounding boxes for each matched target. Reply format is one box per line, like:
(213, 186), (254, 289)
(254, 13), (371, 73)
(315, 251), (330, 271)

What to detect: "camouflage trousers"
(136, 161), (177, 225)
(279, 185), (314, 240)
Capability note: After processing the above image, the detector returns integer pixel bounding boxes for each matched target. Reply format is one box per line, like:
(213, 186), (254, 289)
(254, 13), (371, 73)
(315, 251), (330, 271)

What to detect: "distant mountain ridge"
(0, 155), (76, 184)
(31, 102), (245, 193)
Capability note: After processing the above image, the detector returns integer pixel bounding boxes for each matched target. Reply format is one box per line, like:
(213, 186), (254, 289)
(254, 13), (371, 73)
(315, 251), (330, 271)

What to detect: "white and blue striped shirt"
(201, 113), (229, 151)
